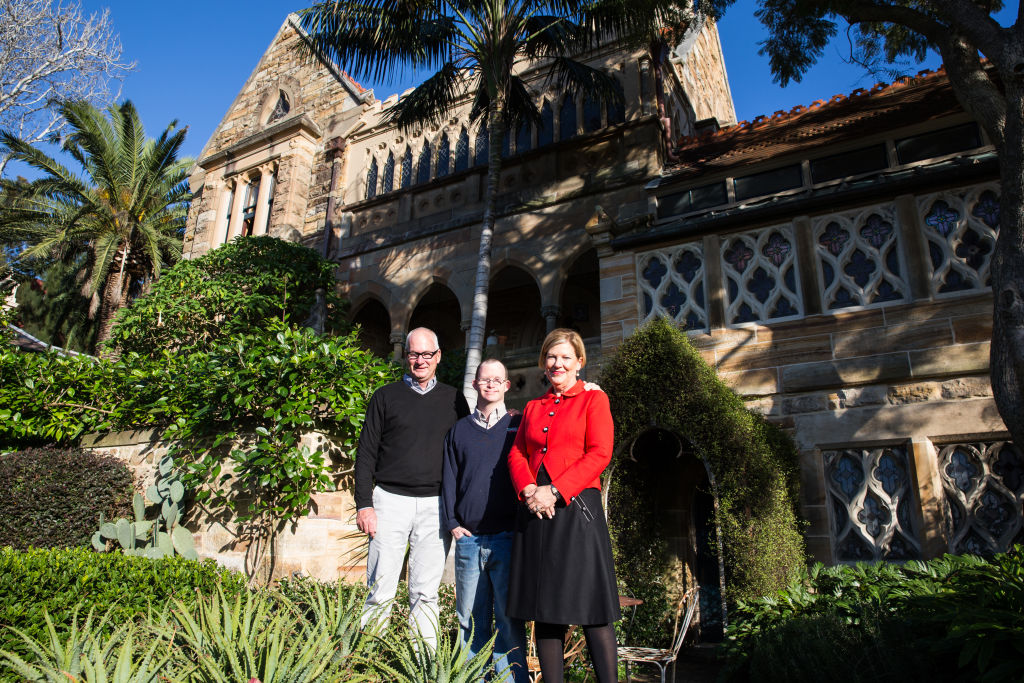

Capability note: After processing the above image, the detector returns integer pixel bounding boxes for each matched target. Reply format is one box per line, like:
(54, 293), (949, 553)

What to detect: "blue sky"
(23, 1), (998, 169)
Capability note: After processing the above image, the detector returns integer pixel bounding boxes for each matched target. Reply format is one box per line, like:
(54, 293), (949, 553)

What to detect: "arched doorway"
(485, 266), (545, 354)
(409, 283), (463, 352)
(350, 299), (391, 359)
(560, 249), (600, 340)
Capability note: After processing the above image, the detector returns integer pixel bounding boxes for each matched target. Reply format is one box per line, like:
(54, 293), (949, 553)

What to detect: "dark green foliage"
(0, 447), (133, 550)
(600, 318), (804, 637)
(0, 546), (246, 663)
(723, 548), (1024, 682)
(12, 258), (97, 353)
(109, 236), (348, 357)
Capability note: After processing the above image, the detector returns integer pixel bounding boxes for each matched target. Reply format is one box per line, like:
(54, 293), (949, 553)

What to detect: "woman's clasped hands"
(522, 483), (557, 519)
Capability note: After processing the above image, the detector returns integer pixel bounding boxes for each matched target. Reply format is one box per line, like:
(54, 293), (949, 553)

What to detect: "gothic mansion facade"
(183, 13), (1021, 572)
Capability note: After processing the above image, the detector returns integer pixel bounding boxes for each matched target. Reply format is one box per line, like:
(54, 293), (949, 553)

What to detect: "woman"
(506, 328), (620, 683)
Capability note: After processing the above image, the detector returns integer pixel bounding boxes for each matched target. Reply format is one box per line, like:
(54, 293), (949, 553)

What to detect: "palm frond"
(384, 62), (467, 130)
(542, 55), (625, 105)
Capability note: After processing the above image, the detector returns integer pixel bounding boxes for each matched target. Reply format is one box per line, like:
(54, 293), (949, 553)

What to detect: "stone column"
(226, 176), (248, 240)
(252, 165), (276, 236)
(390, 332), (405, 363)
(210, 179), (233, 249)
(541, 305), (561, 333)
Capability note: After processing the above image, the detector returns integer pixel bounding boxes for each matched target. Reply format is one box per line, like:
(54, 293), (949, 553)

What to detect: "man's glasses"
(477, 378), (508, 386)
(407, 350), (439, 360)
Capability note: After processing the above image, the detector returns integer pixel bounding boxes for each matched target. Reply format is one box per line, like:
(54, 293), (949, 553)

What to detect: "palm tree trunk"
(96, 242), (130, 353)
(462, 106), (505, 407)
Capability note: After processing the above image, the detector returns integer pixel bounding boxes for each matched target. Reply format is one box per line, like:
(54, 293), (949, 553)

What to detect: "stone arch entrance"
(409, 283), (463, 351)
(485, 265), (545, 354)
(559, 248), (600, 340)
(351, 298), (391, 359)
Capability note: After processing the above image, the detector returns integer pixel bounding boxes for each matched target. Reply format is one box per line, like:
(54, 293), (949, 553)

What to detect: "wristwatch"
(549, 484), (562, 502)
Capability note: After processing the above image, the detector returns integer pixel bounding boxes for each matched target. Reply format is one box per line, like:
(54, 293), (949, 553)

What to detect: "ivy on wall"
(600, 318), (805, 625)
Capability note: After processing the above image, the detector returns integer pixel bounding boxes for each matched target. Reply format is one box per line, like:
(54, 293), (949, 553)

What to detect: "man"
(355, 327), (470, 647)
(441, 358), (528, 682)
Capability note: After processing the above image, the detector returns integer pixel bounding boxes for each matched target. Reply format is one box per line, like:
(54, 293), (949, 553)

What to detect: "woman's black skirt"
(507, 468), (621, 625)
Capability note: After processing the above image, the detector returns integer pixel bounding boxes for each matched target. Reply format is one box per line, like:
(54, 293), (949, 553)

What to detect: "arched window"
(474, 123), (489, 166)
(607, 79), (626, 125)
(583, 95), (602, 133)
(560, 96), (577, 141)
(381, 152), (395, 193)
(400, 145), (412, 188)
(436, 132), (450, 178)
(455, 127), (470, 172)
(241, 178), (260, 237)
(538, 101), (553, 147)
(268, 91), (290, 123)
(502, 130), (511, 158)
(417, 141), (432, 184)
(365, 157), (378, 200)
(516, 121), (532, 154)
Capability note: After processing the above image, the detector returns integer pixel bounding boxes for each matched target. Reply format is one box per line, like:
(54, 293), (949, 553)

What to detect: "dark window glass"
(502, 130), (511, 158)
(656, 181), (727, 218)
(583, 95), (602, 133)
(607, 80), (625, 125)
(436, 133), (450, 177)
(538, 102), (554, 146)
(268, 92), (289, 123)
(811, 144), (888, 183)
(400, 145), (412, 188)
(366, 157), (378, 199)
(455, 128), (469, 172)
(559, 96), (576, 141)
(474, 124), (488, 166)
(896, 122), (982, 165)
(417, 141), (431, 184)
(733, 164), (803, 201)
(516, 122), (531, 154)
(381, 153), (394, 193)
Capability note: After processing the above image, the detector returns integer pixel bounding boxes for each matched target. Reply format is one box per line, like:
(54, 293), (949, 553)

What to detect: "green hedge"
(0, 447), (134, 550)
(722, 548), (1024, 682)
(0, 546), (246, 660)
(601, 319), (805, 638)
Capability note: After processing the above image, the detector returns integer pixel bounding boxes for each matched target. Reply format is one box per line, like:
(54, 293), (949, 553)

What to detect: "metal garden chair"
(617, 586), (699, 683)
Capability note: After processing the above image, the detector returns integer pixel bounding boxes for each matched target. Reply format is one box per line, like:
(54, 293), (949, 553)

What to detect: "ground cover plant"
(0, 447), (133, 550)
(722, 546), (1024, 682)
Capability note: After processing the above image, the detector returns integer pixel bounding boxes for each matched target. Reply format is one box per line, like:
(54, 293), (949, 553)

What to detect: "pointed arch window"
(436, 132), (450, 178)
(366, 157), (378, 200)
(607, 79), (626, 125)
(516, 122), (532, 155)
(268, 91), (290, 123)
(583, 95), (602, 133)
(474, 123), (489, 166)
(502, 130), (511, 158)
(538, 101), (554, 147)
(381, 152), (395, 193)
(417, 141), (432, 184)
(455, 127), (470, 172)
(400, 145), (412, 188)
(559, 96), (577, 141)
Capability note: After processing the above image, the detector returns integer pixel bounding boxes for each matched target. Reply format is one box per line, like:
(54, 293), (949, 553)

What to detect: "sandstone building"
(181, 13), (1021, 586)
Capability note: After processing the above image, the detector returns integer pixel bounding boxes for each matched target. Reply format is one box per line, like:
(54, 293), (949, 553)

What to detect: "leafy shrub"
(0, 447), (134, 550)
(722, 548), (1024, 682)
(0, 546), (246, 662)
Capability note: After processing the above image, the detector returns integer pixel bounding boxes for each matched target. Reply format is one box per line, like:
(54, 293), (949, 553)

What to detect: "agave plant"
(365, 621), (497, 683)
(163, 586), (363, 683)
(277, 577), (374, 664)
(0, 608), (173, 683)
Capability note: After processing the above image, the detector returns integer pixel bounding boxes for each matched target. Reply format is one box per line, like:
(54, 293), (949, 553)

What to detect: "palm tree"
(0, 100), (191, 352)
(300, 0), (686, 403)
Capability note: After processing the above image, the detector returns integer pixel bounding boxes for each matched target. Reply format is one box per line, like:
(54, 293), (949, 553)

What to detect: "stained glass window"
(720, 225), (802, 326)
(516, 122), (531, 154)
(812, 205), (909, 310)
(824, 445), (921, 562)
(918, 184), (999, 296)
(417, 141), (431, 184)
(436, 132), (450, 178)
(635, 243), (707, 331)
(455, 128), (469, 172)
(538, 102), (554, 147)
(400, 145), (412, 189)
(938, 441), (1024, 557)
(381, 153), (395, 193)
(365, 157), (378, 200)
(268, 91), (289, 123)
(474, 124), (488, 167)
(583, 95), (602, 133)
(559, 96), (576, 141)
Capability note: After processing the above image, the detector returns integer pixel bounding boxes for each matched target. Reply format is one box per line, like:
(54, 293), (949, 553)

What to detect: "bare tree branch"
(0, 0), (134, 175)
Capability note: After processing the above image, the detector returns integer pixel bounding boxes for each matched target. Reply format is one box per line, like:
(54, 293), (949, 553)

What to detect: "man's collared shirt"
(473, 402), (507, 430)
(403, 374), (437, 394)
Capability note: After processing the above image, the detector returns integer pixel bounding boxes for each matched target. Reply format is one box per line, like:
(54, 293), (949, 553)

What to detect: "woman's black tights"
(535, 622), (618, 683)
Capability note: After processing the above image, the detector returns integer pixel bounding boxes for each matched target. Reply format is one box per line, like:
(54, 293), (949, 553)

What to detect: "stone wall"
(81, 430), (366, 582)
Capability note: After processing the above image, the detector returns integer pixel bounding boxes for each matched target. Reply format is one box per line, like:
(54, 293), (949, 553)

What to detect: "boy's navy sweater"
(441, 412), (521, 535)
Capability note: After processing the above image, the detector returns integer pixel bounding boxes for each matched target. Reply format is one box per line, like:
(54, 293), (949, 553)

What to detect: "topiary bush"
(0, 447), (134, 550)
(0, 546), (246, 663)
(600, 318), (805, 643)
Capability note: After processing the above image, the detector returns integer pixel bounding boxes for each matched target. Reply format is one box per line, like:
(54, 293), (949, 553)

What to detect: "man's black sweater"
(354, 380), (470, 510)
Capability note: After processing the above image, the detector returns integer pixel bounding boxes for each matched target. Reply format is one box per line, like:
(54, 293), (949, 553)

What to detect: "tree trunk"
(462, 107), (505, 408)
(96, 242), (129, 354)
(989, 78), (1024, 449)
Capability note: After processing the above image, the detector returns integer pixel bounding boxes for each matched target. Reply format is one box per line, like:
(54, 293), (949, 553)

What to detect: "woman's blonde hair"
(539, 328), (587, 368)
